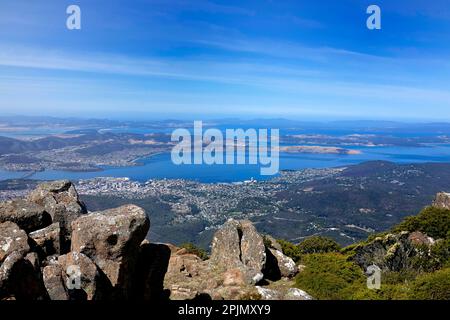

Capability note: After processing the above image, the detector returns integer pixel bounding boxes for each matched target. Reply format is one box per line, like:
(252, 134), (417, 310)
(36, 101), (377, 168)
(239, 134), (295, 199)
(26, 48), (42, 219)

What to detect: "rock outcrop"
(71, 205), (150, 299)
(256, 286), (313, 300)
(57, 251), (103, 300)
(27, 180), (87, 252)
(42, 264), (69, 300)
(350, 231), (436, 272)
(266, 248), (298, 278)
(1, 222), (30, 298)
(0, 200), (51, 233)
(163, 219), (302, 300)
(0, 181), (304, 301)
(164, 248), (219, 300)
(29, 223), (61, 257)
(0, 221), (29, 260)
(210, 219), (266, 285)
(0, 182), (154, 300)
(432, 192), (450, 210)
(0, 221), (47, 300)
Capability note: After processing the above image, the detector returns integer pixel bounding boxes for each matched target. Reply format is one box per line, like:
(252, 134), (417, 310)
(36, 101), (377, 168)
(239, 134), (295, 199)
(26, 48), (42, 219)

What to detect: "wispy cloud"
(1, 42), (449, 116)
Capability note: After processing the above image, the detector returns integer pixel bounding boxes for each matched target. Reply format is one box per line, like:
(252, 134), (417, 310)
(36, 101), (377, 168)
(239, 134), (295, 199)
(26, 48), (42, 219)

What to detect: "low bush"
(180, 242), (209, 260)
(297, 236), (341, 254)
(295, 253), (365, 300)
(409, 268), (450, 300)
(393, 207), (450, 239)
(277, 239), (302, 262)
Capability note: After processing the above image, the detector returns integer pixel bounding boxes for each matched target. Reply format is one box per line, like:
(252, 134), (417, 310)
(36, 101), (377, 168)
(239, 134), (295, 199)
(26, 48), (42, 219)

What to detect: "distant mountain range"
(3, 115), (450, 133)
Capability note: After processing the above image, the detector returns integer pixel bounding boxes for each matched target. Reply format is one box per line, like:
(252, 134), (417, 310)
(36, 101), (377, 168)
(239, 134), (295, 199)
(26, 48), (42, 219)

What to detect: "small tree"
(277, 239), (302, 262)
(297, 236), (341, 254)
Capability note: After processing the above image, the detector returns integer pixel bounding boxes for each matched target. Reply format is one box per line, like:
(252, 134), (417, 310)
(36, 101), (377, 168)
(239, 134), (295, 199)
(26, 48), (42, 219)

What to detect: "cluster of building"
(74, 168), (343, 225)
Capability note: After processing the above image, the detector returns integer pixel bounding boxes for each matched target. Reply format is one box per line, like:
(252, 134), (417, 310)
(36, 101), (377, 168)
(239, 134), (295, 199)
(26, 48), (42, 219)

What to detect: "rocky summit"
(163, 219), (302, 300)
(432, 192), (450, 210)
(0, 180), (308, 301)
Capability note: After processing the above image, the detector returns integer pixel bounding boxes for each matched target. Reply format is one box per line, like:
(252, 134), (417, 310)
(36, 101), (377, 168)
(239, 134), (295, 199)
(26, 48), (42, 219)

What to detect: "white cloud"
(0, 42), (450, 118)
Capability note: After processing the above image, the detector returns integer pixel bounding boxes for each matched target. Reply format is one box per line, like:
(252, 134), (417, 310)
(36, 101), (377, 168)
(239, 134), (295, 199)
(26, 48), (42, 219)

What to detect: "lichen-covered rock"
(212, 285), (261, 300)
(256, 286), (284, 300)
(350, 231), (436, 272)
(264, 235), (283, 252)
(267, 248), (298, 278)
(210, 219), (241, 269)
(58, 251), (104, 300)
(285, 288), (313, 300)
(5, 253), (48, 300)
(163, 246), (259, 300)
(0, 222), (29, 263)
(42, 264), (69, 300)
(71, 205), (150, 299)
(164, 250), (215, 300)
(222, 268), (247, 287)
(256, 283), (313, 300)
(0, 251), (23, 299)
(27, 180), (87, 252)
(432, 192), (450, 210)
(0, 199), (51, 233)
(164, 220), (304, 300)
(239, 220), (266, 276)
(408, 231), (435, 246)
(210, 219), (266, 284)
(0, 222), (30, 296)
(1, 186), (320, 301)
(29, 223), (61, 257)
(27, 180), (86, 213)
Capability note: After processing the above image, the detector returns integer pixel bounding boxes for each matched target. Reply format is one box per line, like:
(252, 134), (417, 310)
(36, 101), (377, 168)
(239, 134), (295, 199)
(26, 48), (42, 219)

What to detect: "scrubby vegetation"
(277, 239), (302, 262)
(289, 206), (450, 300)
(180, 242), (209, 260)
(393, 206), (450, 239)
(297, 236), (341, 254)
(277, 236), (341, 263)
(294, 253), (366, 300)
(409, 268), (450, 300)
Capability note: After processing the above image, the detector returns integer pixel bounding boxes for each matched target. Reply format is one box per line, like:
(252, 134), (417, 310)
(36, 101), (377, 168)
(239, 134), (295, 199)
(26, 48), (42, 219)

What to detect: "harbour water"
(2, 144), (450, 183)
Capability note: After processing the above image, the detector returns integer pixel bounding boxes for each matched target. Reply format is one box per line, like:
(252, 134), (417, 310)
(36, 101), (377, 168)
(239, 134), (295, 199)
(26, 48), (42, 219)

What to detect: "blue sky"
(0, 0), (450, 121)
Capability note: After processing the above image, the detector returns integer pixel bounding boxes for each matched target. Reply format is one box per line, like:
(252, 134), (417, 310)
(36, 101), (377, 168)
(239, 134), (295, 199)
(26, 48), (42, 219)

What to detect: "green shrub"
(365, 232), (388, 243)
(180, 243), (209, 260)
(411, 238), (450, 272)
(349, 283), (410, 300)
(381, 270), (418, 285)
(393, 207), (450, 239)
(295, 253), (365, 300)
(262, 236), (273, 249)
(409, 268), (450, 300)
(297, 236), (341, 254)
(406, 244), (444, 272)
(277, 239), (302, 262)
(340, 243), (359, 257)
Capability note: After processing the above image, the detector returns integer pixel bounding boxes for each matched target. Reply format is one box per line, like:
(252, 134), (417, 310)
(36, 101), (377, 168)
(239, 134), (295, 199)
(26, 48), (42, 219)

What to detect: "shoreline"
(2, 159), (450, 185)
